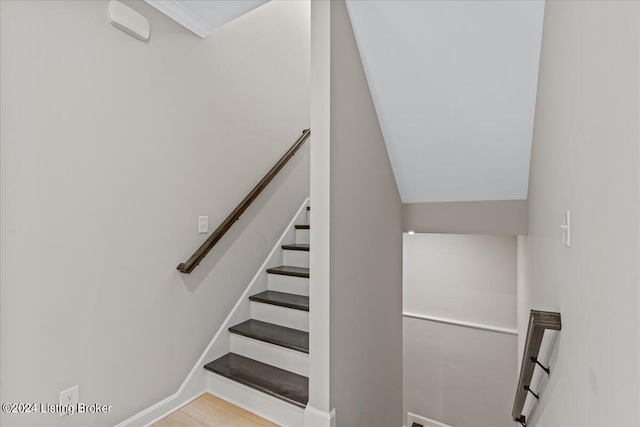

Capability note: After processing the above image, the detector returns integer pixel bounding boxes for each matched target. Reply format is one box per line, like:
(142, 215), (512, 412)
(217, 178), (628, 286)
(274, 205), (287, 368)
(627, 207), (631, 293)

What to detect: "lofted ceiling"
(346, 0), (545, 203)
(148, 0), (544, 203)
(146, 0), (269, 38)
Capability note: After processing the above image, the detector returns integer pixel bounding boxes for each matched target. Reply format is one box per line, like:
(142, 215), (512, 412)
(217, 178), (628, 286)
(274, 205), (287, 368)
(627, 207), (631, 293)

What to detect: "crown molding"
(145, 0), (212, 38)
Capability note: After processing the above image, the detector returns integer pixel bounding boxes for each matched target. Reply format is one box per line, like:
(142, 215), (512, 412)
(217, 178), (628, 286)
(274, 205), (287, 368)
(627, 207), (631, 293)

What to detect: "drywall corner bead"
(109, 1), (150, 41)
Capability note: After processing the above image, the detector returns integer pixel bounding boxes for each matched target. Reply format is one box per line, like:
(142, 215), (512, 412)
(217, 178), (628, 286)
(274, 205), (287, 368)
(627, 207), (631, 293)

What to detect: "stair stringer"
(116, 197), (309, 427)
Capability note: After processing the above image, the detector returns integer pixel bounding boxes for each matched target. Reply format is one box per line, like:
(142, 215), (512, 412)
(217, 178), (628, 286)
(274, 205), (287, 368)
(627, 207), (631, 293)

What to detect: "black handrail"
(512, 310), (562, 425)
(177, 129), (311, 274)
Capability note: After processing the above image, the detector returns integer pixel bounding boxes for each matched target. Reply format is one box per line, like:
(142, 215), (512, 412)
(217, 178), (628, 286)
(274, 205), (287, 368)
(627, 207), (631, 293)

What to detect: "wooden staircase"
(203, 207), (311, 420)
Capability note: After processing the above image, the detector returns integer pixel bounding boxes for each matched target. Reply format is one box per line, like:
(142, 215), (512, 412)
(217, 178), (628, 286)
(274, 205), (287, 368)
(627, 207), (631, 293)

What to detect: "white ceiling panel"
(346, 1), (545, 202)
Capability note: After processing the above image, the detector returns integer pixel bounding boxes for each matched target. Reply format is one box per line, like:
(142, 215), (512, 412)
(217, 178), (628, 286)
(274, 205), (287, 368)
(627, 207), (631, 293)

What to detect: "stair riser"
(268, 274), (309, 296)
(295, 229), (309, 245)
(283, 250), (310, 268)
(251, 302), (309, 332)
(230, 334), (309, 376)
(206, 374), (305, 427)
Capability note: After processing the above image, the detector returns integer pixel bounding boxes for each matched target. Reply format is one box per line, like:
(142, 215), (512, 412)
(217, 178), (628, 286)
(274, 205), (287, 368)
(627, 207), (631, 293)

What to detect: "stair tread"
(204, 353), (308, 408)
(249, 290), (309, 311)
(266, 265), (309, 278)
(282, 243), (310, 252)
(295, 224), (310, 230)
(229, 319), (309, 353)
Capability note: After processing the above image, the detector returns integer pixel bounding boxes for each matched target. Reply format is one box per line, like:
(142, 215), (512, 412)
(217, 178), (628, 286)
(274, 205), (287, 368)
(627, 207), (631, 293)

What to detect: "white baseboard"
(304, 405), (336, 427)
(115, 198), (310, 427)
(114, 390), (204, 427)
(407, 412), (452, 427)
(141, 392), (203, 427)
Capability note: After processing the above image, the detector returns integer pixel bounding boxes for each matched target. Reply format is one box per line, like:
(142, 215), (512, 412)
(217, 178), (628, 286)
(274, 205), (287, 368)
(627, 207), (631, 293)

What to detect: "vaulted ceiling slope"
(346, 1), (545, 203)
(146, 0), (269, 38)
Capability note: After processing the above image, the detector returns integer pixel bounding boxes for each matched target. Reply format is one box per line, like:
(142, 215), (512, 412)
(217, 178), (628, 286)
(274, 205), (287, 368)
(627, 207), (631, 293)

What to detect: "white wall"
(402, 200), (528, 236)
(404, 318), (517, 427)
(0, 1), (310, 426)
(403, 233), (517, 427)
(404, 234), (517, 328)
(329, 1), (404, 425)
(520, 1), (640, 425)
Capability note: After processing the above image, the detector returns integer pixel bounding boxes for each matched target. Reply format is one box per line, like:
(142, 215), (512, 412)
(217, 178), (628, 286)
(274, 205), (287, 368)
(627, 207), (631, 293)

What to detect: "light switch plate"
(561, 210), (570, 247)
(198, 216), (208, 234)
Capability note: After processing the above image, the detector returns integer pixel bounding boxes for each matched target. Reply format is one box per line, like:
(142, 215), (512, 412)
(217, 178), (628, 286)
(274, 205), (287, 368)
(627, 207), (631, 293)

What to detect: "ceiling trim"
(145, 0), (212, 38)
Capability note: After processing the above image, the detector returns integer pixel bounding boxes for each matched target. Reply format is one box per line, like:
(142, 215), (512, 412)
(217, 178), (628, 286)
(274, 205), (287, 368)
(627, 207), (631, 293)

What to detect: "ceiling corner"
(145, 0), (212, 38)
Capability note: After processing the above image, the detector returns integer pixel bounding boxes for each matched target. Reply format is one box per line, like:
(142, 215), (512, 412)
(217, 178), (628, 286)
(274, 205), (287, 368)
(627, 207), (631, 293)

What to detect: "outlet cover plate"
(59, 385), (79, 417)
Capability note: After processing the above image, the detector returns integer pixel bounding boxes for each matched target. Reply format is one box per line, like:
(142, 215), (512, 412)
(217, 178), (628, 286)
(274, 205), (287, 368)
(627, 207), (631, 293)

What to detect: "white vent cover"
(109, 1), (150, 41)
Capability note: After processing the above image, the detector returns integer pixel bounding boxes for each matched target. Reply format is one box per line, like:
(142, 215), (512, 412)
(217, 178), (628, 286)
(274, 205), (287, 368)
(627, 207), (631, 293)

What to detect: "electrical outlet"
(59, 385), (78, 417)
(198, 216), (208, 234)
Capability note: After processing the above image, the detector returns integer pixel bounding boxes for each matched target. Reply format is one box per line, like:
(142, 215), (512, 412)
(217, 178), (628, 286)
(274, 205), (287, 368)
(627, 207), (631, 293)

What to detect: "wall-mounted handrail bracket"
(512, 310), (561, 423)
(177, 129), (311, 274)
(524, 385), (539, 400)
(530, 356), (550, 377)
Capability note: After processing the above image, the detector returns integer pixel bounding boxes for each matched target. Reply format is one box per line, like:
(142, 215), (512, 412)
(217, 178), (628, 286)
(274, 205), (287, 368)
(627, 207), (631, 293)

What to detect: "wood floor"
(153, 393), (279, 427)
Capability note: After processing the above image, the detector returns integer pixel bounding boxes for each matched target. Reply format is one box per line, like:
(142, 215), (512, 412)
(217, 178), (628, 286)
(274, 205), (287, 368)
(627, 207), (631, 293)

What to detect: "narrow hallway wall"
(328, 1), (404, 425)
(520, 1), (640, 425)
